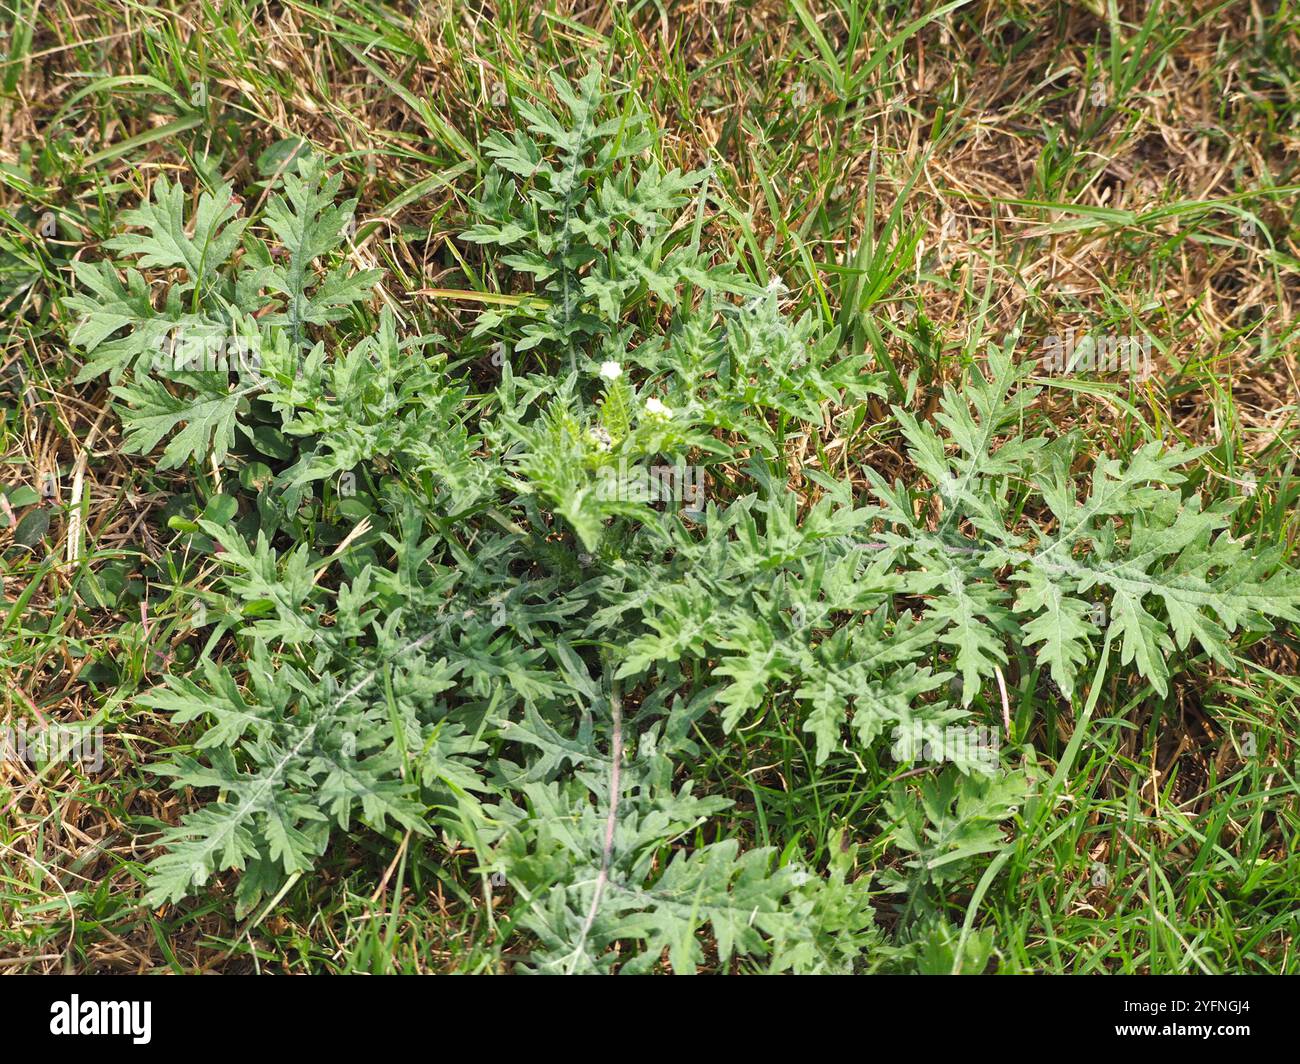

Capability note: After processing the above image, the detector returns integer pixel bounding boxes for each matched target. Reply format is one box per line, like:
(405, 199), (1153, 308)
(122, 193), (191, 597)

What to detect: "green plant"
(67, 69), (1300, 973)
(68, 154), (379, 469)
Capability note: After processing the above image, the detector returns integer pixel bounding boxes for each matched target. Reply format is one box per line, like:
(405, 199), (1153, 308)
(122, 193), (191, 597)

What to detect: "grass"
(2, 0), (1299, 973)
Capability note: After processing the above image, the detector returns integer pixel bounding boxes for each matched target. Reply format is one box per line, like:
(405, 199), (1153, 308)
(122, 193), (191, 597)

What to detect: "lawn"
(2, 0), (1299, 974)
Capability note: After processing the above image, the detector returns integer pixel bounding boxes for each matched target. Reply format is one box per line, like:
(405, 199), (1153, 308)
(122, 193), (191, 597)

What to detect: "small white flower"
(598, 361), (622, 381)
(643, 396), (672, 419)
(589, 426), (613, 451)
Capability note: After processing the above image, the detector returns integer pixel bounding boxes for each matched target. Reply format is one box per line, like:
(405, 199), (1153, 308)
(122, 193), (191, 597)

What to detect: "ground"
(2, 0), (1299, 973)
